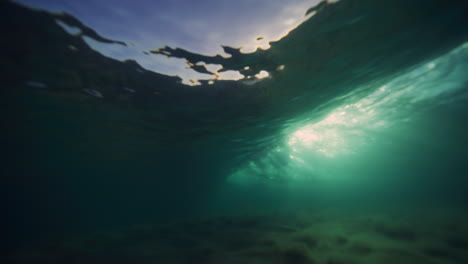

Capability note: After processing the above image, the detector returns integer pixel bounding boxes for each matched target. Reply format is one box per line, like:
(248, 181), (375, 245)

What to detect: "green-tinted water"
(2, 0), (468, 263)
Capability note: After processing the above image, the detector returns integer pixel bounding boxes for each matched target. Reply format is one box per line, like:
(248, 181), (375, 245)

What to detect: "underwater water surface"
(2, 0), (468, 263)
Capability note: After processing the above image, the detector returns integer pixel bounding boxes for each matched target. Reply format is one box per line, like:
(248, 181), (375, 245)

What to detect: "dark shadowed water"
(2, 0), (468, 263)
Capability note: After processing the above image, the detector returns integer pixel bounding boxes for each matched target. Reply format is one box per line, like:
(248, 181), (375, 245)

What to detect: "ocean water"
(2, 0), (468, 263)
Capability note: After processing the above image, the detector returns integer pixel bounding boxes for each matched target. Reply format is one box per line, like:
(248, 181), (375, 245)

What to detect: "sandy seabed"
(7, 208), (468, 264)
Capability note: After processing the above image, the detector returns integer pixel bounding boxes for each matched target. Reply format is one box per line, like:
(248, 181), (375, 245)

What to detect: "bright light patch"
(217, 70), (244, 81)
(288, 121), (356, 158)
(286, 84), (396, 158)
(287, 43), (468, 160)
(255, 70), (270, 79)
(206, 64), (223, 73)
(229, 42), (467, 182)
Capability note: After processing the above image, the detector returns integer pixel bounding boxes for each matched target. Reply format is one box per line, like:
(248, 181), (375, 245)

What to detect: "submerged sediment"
(8, 209), (468, 264)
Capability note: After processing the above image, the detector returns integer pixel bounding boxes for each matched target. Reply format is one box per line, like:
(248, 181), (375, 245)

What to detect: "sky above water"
(15, 0), (324, 83)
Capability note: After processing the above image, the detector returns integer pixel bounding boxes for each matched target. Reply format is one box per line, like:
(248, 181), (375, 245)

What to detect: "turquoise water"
(2, 0), (468, 263)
